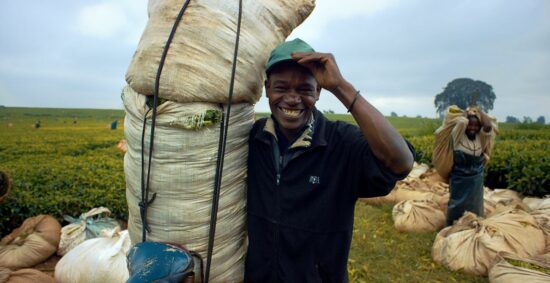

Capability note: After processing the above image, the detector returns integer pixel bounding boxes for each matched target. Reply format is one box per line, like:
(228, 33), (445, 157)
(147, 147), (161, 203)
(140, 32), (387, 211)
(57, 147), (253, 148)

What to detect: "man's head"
(265, 39), (321, 140)
(466, 115), (481, 140)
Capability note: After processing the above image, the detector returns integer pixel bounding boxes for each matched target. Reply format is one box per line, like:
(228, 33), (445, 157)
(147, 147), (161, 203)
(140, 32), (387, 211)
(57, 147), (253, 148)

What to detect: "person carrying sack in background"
(432, 105), (498, 226)
(245, 38), (415, 282)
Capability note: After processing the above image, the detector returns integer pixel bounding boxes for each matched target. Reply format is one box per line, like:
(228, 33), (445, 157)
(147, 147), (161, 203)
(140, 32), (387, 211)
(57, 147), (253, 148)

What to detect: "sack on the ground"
(488, 251), (550, 283)
(55, 228), (131, 283)
(58, 207), (120, 256)
(406, 162), (430, 179)
(392, 200), (446, 232)
(419, 168), (446, 183)
(432, 207), (546, 276)
(0, 267), (54, 283)
(486, 189), (525, 209)
(523, 197), (550, 252)
(361, 187), (436, 206)
(126, 0), (315, 104)
(123, 85), (253, 282)
(0, 215), (61, 269)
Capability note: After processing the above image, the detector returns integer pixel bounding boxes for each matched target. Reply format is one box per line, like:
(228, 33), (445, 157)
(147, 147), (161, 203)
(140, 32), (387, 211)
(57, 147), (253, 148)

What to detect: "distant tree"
(390, 111), (398, 117)
(434, 78), (496, 117)
(416, 115), (422, 118)
(523, 116), (533, 124)
(505, 116), (520, 123)
(323, 109), (335, 115)
(536, 116), (545, 124)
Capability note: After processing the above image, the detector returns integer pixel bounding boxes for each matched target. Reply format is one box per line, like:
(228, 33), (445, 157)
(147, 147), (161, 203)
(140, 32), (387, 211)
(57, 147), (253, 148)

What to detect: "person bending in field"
(245, 38), (415, 282)
(433, 106), (497, 226)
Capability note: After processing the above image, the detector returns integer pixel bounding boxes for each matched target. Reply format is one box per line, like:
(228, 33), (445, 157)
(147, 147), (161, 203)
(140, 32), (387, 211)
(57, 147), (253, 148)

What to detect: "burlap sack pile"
(361, 163), (450, 209)
(0, 267), (54, 283)
(432, 207), (546, 276)
(0, 215), (61, 270)
(392, 199), (446, 233)
(523, 197), (550, 253)
(488, 251), (550, 283)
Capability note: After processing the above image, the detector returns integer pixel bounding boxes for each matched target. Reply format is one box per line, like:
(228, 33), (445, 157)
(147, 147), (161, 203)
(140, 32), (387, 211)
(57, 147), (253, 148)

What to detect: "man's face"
(265, 63), (320, 138)
(466, 116), (481, 140)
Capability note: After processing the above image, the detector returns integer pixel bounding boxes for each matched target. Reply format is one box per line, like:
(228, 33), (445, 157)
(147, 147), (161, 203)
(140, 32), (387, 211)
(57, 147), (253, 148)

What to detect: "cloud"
(290, 0), (400, 40)
(75, 0), (147, 43)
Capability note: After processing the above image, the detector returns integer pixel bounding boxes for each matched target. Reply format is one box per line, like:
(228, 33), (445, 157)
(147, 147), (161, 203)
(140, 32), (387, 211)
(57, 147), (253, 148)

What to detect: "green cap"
(265, 38), (315, 73)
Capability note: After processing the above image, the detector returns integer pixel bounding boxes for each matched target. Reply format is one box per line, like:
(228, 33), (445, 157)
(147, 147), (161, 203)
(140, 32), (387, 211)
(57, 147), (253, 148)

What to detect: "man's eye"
(274, 87), (287, 92)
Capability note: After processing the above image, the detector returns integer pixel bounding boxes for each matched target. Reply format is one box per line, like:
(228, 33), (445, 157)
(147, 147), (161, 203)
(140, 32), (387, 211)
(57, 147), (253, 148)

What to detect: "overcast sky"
(1, 0), (549, 121)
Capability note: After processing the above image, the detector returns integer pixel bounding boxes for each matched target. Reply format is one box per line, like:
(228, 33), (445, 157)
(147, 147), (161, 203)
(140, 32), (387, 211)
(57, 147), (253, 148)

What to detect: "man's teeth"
(282, 108), (301, 117)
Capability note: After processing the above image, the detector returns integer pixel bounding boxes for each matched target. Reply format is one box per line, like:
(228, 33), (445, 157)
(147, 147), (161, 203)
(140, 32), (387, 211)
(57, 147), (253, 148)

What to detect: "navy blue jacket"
(245, 110), (414, 282)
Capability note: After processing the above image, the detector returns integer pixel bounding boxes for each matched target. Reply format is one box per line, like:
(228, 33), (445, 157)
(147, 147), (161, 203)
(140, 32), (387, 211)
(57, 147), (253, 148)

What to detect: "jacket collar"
(254, 109), (328, 149)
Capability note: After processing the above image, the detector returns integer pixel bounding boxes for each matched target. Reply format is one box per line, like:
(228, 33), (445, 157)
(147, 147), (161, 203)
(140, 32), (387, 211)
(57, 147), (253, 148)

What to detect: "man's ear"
(315, 85), (321, 101)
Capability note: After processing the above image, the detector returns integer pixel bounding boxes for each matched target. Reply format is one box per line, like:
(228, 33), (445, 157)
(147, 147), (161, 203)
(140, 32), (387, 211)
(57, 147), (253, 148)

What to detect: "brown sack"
(392, 200), (446, 232)
(126, 0), (315, 104)
(0, 215), (61, 269)
(488, 252), (550, 283)
(0, 267), (54, 283)
(432, 106), (465, 181)
(360, 187), (437, 206)
(432, 208), (546, 276)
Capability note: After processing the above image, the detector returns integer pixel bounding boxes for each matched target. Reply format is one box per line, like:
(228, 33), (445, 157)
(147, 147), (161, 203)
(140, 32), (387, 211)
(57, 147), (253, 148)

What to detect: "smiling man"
(245, 38), (415, 282)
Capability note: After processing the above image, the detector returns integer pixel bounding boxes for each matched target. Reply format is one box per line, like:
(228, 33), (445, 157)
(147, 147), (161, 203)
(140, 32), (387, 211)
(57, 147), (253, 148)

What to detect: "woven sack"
(0, 267), (54, 283)
(488, 251), (550, 283)
(432, 207), (546, 276)
(392, 200), (446, 232)
(123, 85), (253, 282)
(126, 0), (315, 104)
(0, 215), (61, 269)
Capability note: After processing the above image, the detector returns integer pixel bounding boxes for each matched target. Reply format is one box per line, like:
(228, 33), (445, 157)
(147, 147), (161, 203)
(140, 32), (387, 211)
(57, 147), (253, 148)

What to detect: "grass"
(349, 203), (487, 282)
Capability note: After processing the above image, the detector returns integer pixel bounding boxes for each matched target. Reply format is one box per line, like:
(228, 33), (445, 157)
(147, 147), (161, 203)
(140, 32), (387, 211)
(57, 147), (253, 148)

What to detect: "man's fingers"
(292, 52), (333, 64)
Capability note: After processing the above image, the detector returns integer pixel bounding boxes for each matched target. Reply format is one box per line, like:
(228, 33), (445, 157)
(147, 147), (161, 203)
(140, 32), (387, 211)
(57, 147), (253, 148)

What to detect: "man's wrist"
(331, 81), (357, 105)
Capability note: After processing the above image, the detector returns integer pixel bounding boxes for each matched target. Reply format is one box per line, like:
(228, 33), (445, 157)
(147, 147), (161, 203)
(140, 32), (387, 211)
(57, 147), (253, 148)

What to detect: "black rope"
(140, 109), (152, 242)
(140, 0), (192, 243)
(204, 0), (243, 281)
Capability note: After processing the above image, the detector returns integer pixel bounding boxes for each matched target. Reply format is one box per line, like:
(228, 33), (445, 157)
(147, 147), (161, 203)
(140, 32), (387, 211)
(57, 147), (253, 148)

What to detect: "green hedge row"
(1, 112), (548, 237)
(0, 126), (128, 237)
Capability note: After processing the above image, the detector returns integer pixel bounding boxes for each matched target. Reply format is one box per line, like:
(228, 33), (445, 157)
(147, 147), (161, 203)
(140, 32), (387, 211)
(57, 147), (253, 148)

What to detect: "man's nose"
(283, 91), (301, 104)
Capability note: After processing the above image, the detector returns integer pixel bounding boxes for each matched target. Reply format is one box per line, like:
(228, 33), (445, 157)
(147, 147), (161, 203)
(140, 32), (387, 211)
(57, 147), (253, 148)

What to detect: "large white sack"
(392, 200), (446, 232)
(488, 252), (550, 283)
(126, 0), (315, 104)
(54, 228), (131, 283)
(122, 85), (253, 282)
(432, 207), (546, 276)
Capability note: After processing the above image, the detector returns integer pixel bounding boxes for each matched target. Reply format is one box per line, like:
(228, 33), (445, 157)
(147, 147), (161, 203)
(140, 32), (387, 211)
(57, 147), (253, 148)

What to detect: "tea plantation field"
(1, 106), (548, 282)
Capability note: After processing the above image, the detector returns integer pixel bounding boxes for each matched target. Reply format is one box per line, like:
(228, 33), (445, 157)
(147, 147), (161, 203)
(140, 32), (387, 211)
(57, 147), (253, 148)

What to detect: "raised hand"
(291, 52), (346, 93)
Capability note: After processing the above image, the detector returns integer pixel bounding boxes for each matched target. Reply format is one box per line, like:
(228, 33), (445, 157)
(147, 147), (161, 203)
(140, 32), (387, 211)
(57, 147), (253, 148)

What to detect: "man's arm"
(292, 52), (414, 175)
